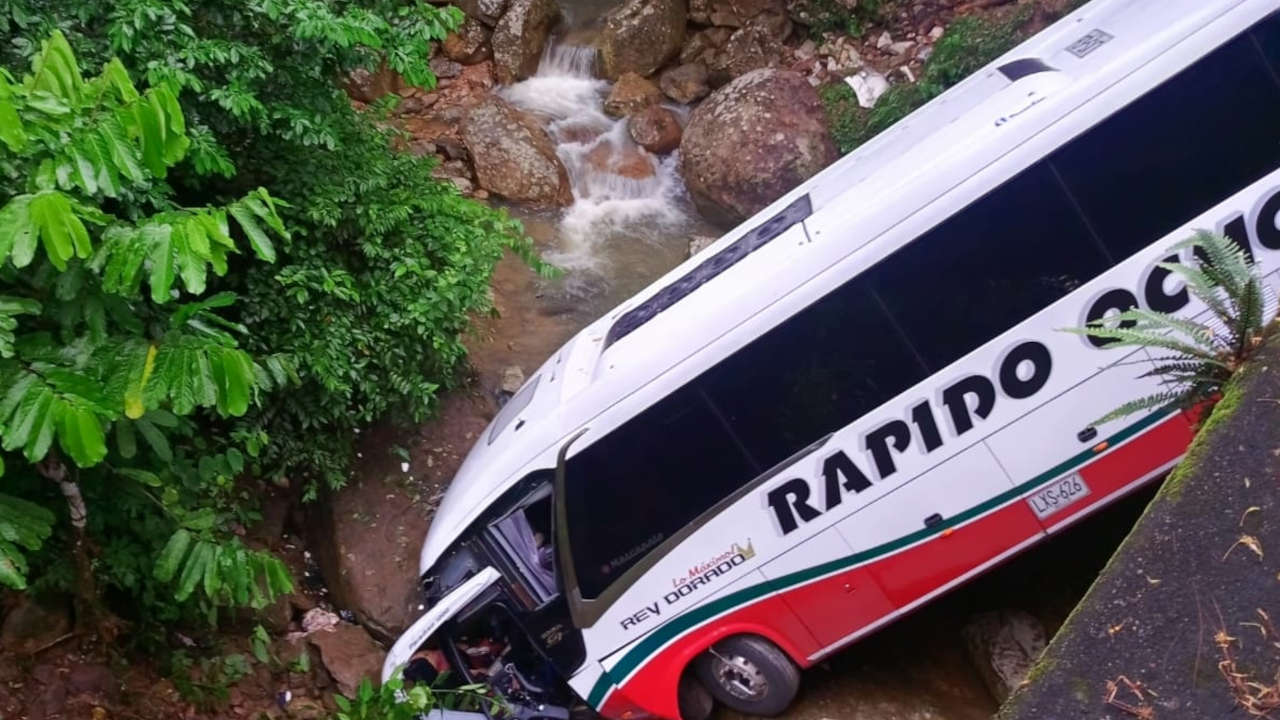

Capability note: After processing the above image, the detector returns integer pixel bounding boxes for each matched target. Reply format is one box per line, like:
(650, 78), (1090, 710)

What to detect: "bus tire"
(694, 635), (800, 716)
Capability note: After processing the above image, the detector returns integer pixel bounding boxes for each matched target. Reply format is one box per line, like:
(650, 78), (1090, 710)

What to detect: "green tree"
(4, 0), (546, 493)
(0, 31), (291, 630)
(1066, 231), (1273, 423)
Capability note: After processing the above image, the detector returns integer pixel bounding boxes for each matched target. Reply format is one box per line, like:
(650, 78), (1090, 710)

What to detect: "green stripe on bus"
(585, 409), (1172, 708)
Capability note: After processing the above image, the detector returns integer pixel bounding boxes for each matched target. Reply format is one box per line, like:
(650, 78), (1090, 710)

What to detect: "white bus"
(383, 1), (1280, 717)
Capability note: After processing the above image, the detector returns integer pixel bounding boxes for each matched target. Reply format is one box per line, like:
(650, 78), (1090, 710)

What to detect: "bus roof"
(420, 0), (1257, 576)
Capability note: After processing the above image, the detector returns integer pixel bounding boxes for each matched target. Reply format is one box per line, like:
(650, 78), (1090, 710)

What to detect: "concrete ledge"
(1000, 331), (1280, 719)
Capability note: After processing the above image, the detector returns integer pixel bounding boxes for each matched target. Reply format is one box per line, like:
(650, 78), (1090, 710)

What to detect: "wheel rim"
(709, 651), (769, 702)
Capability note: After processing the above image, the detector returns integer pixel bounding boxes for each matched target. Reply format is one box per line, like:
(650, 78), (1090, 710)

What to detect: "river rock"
(659, 63), (710, 104)
(308, 622), (386, 698)
(492, 0), (561, 84)
(598, 0), (687, 80)
(707, 18), (784, 82)
(681, 27), (733, 66)
(430, 57), (463, 80)
(629, 105), (682, 154)
(962, 610), (1047, 703)
(680, 69), (836, 226)
(586, 143), (656, 180)
(688, 234), (717, 257)
(443, 18), (494, 65)
(443, 21), (494, 65)
(463, 96), (572, 206)
(1, 594), (71, 653)
(604, 72), (663, 118)
(456, 0), (510, 26)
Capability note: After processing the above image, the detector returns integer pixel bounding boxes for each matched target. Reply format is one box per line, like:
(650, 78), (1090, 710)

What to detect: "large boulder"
(707, 18), (785, 82)
(492, 0), (561, 84)
(442, 18), (493, 65)
(679, 69), (835, 226)
(456, 0), (510, 26)
(597, 0), (687, 80)
(603, 72), (663, 118)
(629, 105), (682, 154)
(308, 622), (387, 698)
(463, 96), (572, 206)
(962, 610), (1047, 703)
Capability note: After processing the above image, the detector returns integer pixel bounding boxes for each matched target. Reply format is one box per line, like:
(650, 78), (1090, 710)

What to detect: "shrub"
(0, 32), (293, 628)
(5, 0), (547, 493)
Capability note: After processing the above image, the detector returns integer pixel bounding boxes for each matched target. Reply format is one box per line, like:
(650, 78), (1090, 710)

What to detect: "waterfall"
(499, 43), (692, 270)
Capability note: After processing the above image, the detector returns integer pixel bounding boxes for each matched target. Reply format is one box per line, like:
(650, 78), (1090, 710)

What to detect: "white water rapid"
(499, 43), (706, 273)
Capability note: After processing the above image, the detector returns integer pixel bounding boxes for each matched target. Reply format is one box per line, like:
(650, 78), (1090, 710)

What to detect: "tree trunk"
(36, 456), (113, 639)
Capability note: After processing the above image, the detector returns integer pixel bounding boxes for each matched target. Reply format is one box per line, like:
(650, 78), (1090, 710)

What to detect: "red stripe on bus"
(1046, 413), (1193, 529)
(599, 413), (1194, 719)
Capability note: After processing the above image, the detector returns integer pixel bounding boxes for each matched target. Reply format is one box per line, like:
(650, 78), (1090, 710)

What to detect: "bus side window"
(866, 162), (1109, 371)
(1051, 28), (1280, 262)
(699, 279), (928, 471)
(564, 388), (757, 599)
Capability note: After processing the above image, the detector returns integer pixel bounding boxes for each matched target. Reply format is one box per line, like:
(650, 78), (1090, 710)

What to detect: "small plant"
(1066, 231), (1271, 423)
(333, 671), (498, 720)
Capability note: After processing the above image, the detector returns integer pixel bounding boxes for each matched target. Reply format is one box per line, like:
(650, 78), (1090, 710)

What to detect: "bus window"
(565, 388), (756, 599)
(700, 279), (928, 471)
(867, 162), (1109, 370)
(1051, 30), (1280, 261)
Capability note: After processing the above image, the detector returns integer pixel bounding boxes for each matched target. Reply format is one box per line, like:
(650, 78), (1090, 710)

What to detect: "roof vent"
(998, 58), (1056, 81)
(603, 194), (812, 350)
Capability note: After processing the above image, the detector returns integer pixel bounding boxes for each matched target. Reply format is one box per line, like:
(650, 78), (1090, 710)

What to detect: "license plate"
(1027, 473), (1090, 519)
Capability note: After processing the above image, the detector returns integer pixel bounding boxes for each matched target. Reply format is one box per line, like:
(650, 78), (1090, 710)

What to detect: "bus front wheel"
(694, 636), (800, 716)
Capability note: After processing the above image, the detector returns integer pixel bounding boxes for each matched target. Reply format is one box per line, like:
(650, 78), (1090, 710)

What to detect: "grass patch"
(820, 7), (1035, 154)
(797, 0), (890, 39)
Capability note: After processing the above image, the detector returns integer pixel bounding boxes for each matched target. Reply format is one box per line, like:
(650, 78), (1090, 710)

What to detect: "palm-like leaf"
(1065, 231), (1274, 424)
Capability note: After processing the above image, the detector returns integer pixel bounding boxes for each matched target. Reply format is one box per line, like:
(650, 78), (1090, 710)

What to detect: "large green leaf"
(27, 31), (83, 104)
(0, 297), (40, 359)
(0, 493), (55, 589)
(27, 191), (91, 271)
(144, 223), (175, 303)
(0, 196), (35, 267)
(154, 528), (192, 582)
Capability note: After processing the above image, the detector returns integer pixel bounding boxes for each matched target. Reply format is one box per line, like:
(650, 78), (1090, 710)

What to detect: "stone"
(680, 27), (733, 66)
(888, 40), (915, 56)
(876, 30), (893, 50)
(689, 0), (784, 26)
(500, 366), (525, 394)
(585, 143), (656, 180)
(302, 608), (340, 634)
(679, 69), (836, 226)
(597, 0), (687, 80)
(67, 664), (118, 702)
(603, 72), (663, 118)
(345, 65), (404, 103)
(706, 18), (784, 82)
(442, 18), (493, 65)
(928, 24), (945, 40)
(455, 0), (510, 26)
(962, 610), (1047, 703)
(284, 696), (328, 720)
(659, 63), (710, 104)
(688, 235), (717, 257)
(628, 105), (682, 154)
(462, 96), (572, 207)
(308, 622), (386, 698)
(429, 57), (463, 79)
(1, 594), (71, 653)
(491, 0), (561, 84)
